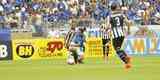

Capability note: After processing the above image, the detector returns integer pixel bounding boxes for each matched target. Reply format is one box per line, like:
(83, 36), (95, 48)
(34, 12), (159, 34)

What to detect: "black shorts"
(112, 36), (124, 51)
(102, 39), (110, 45)
(102, 39), (110, 56)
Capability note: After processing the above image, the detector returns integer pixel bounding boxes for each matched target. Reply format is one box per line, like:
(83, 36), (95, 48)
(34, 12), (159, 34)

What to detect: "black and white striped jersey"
(109, 13), (125, 38)
(100, 27), (110, 40)
(64, 30), (76, 49)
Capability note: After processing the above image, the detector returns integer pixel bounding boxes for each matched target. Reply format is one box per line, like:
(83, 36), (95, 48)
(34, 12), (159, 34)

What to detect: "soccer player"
(64, 20), (79, 64)
(100, 23), (110, 63)
(73, 27), (86, 64)
(106, 3), (132, 69)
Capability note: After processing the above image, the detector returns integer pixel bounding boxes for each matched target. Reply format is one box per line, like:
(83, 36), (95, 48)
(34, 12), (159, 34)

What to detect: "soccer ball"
(67, 58), (75, 65)
(67, 53), (75, 65)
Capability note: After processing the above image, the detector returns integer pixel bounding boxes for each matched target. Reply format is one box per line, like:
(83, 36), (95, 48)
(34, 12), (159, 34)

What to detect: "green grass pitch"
(0, 55), (160, 80)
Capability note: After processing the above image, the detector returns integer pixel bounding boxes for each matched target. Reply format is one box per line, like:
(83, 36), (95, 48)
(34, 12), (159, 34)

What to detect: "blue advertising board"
(0, 28), (12, 60)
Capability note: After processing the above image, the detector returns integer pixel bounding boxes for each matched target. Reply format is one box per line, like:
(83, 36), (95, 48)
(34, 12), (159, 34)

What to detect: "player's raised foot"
(125, 57), (132, 69)
(125, 63), (132, 69)
(126, 56), (132, 64)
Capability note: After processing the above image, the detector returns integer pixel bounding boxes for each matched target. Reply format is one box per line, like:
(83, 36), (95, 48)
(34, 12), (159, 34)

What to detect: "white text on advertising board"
(0, 45), (8, 58)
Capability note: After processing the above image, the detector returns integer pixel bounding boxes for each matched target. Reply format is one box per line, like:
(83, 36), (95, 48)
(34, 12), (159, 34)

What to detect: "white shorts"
(69, 42), (79, 50)
(69, 42), (84, 56)
(77, 47), (84, 56)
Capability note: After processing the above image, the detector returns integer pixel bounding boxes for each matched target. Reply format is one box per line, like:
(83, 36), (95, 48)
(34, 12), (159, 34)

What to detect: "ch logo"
(0, 45), (8, 58)
(16, 45), (34, 58)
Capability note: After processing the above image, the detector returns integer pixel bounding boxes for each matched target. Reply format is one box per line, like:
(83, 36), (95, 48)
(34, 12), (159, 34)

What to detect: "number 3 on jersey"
(0, 45), (8, 58)
(115, 17), (120, 26)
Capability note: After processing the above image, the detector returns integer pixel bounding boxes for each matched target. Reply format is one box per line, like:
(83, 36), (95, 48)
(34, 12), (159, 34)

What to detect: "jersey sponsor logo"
(16, 45), (34, 58)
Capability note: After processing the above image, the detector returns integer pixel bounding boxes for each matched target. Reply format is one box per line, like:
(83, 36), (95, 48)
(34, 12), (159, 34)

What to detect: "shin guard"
(116, 50), (128, 64)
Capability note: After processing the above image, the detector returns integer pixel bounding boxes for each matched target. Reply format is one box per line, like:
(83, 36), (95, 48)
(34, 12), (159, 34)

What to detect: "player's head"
(111, 2), (119, 11)
(70, 19), (77, 30)
(78, 27), (85, 33)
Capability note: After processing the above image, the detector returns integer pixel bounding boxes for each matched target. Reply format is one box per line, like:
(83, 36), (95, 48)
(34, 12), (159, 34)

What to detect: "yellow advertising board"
(85, 38), (115, 57)
(12, 38), (115, 60)
(12, 38), (67, 60)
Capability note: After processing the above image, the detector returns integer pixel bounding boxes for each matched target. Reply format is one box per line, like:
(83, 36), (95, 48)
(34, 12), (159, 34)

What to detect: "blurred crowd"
(0, 0), (160, 29)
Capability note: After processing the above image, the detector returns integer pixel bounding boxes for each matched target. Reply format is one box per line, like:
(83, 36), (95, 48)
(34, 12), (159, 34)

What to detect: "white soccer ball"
(67, 58), (75, 65)
(67, 53), (75, 65)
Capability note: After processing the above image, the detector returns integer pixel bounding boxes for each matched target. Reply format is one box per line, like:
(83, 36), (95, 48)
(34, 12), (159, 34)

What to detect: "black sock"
(117, 50), (128, 64)
(106, 46), (109, 56)
(72, 50), (78, 64)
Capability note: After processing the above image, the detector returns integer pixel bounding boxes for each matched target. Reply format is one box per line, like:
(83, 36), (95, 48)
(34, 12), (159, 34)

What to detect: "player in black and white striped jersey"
(106, 3), (132, 69)
(64, 25), (76, 50)
(100, 23), (110, 63)
(110, 13), (126, 38)
(64, 20), (79, 64)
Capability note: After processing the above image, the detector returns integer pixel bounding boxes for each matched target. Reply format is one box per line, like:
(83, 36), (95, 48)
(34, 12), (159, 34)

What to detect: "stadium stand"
(0, 0), (159, 38)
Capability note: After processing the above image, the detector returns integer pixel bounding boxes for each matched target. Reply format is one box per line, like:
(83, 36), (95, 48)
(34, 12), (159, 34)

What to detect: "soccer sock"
(72, 50), (78, 64)
(106, 46), (109, 56)
(103, 45), (105, 55)
(116, 50), (128, 64)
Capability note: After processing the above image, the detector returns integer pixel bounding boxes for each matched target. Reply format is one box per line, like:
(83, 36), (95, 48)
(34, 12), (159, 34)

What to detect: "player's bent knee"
(115, 47), (121, 52)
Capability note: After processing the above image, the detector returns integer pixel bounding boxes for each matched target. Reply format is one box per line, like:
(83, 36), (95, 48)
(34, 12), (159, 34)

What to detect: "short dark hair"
(111, 3), (118, 11)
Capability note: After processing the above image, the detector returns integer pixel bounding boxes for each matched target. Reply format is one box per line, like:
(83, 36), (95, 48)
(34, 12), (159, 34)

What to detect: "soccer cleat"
(125, 57), (132, 69)
(125, 63), (132, 69)
(78, 60), (84, 64)
(127, 56), (132, 64)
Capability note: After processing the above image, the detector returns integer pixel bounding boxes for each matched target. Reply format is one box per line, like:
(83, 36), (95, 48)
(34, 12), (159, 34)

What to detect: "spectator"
(8, 12), (19, 28)
(3, 1), (14, 14)
(0, 12), (5, 28)
(109, 0), (123, 6)
(156, 1), (160, 12)
(70, 3), (78, 18)
(137, 0), (150, 25)
(154, 12), (160, 25)
(0, 4), (4, 12)
(57, 0), (66, 11)
(148, 0), (156, 5)
(126, 5), (139, 21)
(0, 0), (159, 28)
(20, 7), (29, 28)
(1, 0), (7, 5)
